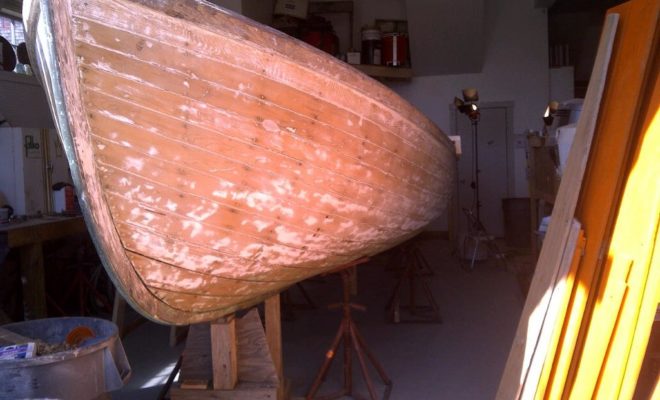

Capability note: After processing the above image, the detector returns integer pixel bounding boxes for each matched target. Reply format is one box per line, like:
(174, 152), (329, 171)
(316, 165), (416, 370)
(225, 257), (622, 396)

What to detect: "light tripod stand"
(454, 90), (507, 270)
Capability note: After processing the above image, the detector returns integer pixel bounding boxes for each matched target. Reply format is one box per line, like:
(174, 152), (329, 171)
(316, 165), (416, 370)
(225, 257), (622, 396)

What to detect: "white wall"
(340, 0), (551, 197)
(406, 0), (486, 75)
(0, 127), (46, 215)
(0, 127), (71, 215)
(550, 66), (574, 101)
(0, 71), (53, 128)
(369, 0), (551, 229)
(0, 128), (25, 212)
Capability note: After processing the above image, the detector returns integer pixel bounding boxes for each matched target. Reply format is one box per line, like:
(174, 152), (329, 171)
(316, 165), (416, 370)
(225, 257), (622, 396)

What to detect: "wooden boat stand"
(386, 238), (442, 324)
(307, 262), (392, 400)
(164, 294), (285, 400)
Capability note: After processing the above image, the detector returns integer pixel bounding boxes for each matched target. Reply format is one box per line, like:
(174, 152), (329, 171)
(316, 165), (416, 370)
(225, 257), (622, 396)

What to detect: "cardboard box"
(274, 0), (308, 19)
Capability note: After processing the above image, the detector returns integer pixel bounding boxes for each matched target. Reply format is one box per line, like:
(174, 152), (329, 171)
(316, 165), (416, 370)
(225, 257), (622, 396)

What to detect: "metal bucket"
(0, 317), (131, 400)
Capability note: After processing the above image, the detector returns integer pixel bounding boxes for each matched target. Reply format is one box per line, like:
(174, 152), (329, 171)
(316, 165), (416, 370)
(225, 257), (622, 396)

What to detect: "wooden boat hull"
(24, 0), (456, 324)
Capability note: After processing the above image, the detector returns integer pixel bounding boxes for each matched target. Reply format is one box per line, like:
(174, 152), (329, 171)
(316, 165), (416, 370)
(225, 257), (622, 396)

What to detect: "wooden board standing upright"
(496, 13), (619, 400)
(498, 0), (660, 397)
(23, 0), (456, 325)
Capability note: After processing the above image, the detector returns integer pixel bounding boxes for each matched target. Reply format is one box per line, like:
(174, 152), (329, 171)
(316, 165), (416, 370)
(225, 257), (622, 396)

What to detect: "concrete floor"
(111, 239), (525, 399)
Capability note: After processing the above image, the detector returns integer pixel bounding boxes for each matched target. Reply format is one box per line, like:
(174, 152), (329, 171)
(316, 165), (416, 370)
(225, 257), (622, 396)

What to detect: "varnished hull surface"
(24, 0), (456, 324)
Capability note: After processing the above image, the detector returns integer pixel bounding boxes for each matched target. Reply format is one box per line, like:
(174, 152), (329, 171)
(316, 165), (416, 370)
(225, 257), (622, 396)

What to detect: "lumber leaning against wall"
(564, 1), (659, 395)
(497, 0), (659, 397)
(495, 12), (619, 400)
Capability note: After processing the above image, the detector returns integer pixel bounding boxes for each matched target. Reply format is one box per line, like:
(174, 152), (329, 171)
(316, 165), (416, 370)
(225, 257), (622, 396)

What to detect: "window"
(0, 14), (24, 45)
(1, 13), (26, 73)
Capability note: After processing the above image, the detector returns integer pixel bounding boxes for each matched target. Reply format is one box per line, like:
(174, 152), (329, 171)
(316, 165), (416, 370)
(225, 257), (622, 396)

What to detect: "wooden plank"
(19, 243), (47, 319)
(573, 4), (660, 395)
(0, 216), (86, 248)
(75, 59), (440, 191)
(150, 287), (272, 314)
(211, 315), (238, 390)
(73, 14), (444, 181)
(82, 96), (436, 231)
(495, 13), (619, 400)
(352, 64), (413, 80)
(170, 382), (277, 399)
(84, 0), (448, 151)
(169, 325), (188, 347)
(613, 40), (660, 400)
(534, 230), (585, 397)
(539, 266), (592, 398)
(236, 309), (278, 384)
(79, 77), (437, 215)
(518, 221), (582, 398)
(180, 309), (278, 384)
(561, 1), (659, 396)
(181, 323), (214, 382)
(532, 1), (660, 397)
(264, 294), (283, 399)
(180, 379), (209, 390)
(175, 308), (278, 399)
(126, 251), (293, 297)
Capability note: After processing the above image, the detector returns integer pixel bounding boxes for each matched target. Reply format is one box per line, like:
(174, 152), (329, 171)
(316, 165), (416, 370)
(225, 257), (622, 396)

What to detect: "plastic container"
(361, 28), (382, 65)
(0, 317), (131, 399)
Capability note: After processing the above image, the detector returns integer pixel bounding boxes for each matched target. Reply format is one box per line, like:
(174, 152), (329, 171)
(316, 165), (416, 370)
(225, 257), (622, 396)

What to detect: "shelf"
(352, 64), (413, 80)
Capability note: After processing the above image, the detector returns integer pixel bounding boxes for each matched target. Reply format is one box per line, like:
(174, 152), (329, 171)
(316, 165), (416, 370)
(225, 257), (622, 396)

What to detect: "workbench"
(0, 216), (88, 319)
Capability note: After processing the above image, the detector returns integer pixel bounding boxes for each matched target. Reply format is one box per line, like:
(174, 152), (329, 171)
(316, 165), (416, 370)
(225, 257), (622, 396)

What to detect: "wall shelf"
(352, 64), (413, 79)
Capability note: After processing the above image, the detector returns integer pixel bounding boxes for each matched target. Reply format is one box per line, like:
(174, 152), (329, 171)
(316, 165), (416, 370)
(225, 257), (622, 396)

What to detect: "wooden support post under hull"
(211, 315), (238, 390)
(171, 301), (281, 399)
(265, 294), (287, 400)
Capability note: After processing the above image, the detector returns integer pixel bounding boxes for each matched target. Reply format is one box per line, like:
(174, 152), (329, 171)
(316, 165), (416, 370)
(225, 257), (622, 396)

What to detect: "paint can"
(361, 28), (382, 65)
(382, 33), (409, 67)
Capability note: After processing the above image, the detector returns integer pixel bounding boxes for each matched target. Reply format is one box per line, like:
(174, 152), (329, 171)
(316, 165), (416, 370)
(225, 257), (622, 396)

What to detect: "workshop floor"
(111, 239), (526, 400)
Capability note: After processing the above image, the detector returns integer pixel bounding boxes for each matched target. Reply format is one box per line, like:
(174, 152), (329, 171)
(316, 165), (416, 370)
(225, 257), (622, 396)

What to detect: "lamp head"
(462, 88), (479, 102)
(542, 100), (559, 126)
(457, 102), (479, 121)
(455, 89), (480, 121)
